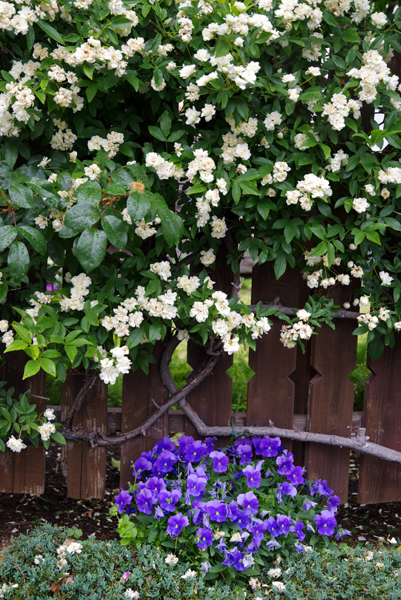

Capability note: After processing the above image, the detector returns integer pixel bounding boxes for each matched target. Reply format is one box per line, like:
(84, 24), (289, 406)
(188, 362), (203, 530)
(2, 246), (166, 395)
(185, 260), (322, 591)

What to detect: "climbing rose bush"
(0, 1), (401, 392)
(113, 434), (349, 584)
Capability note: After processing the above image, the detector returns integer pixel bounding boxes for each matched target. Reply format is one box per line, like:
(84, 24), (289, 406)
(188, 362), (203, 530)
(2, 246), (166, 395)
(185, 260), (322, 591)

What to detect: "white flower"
(201, 103), (216, 122)
(38, 156), (50, 169)
(272, 581), (286, 592)
(211, 216), (227, 239)
(185, 107), (201, 127)
(200, 249), (216, 266)
(44, 408), (56, 421)
(379, 271), (393, 286)
(179, 64), (196, 79)
(353, 197), (369, 213)
(38, 422), (56, 441)
(230, 532), (242, 543)
(65, 541), (82, 554)
(180, 569), (197, 580)
(34, 555), (44, 565)
(0, 320), (9, 333)
(84, 164), (101, 180)
(296, 309), (311, 322)
(124, 590), (139, 599)
(165, 554), (179, 565)
(371, 12), (387, 27)
(6, 435), (27, 453)
(268, 568), (282, 578)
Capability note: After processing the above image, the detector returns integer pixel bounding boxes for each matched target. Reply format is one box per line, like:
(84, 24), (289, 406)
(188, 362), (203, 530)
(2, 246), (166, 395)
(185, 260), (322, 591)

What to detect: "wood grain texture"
(305, 286), (358, 502)
(120, 342), (168, 489)
(358, 337), (401, 504)
(185, 248), (234, 448)
(0, 352), (46, 494)
(61, 370), (108, 499)
(247, 263), (309, 452)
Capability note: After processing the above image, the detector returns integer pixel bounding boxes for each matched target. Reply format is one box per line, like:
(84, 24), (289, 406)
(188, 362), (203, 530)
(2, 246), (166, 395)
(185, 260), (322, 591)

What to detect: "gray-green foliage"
(1, 525), (401, 600)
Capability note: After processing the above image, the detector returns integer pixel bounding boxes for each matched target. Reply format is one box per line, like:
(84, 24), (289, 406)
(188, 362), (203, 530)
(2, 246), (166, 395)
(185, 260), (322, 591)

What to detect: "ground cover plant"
(1, 523), (401, 599)
(113, 433), (351, 587)
(1, 0), (401, 457)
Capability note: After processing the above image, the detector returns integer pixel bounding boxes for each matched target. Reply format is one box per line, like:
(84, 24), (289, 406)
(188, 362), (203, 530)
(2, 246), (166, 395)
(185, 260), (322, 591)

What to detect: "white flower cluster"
(59, 273), (92, 312)
(264, 111), (282, 131)
(37, 407), (57, 441)
(221, 131), (251, 165)
(286, 173), (332, 210)
(275, 0), (322, 30)
(348, 49), (398, 105)
(50, 118), (77, 151)
(322, 93), (362, 131)
(327, 149), (349, 172)
(88, 131), (124, 158)
(187, 148), (216, 183)
(100, 345), (131, 385)
(378, 167), (401, 185)
(280, 319), (313, 349)
(0, 59), (41, 137)
(0, 1), (39, 36)
(145, 152), (183, 180)
(273, 161), (291, 182)
(302, 32), (324, 62)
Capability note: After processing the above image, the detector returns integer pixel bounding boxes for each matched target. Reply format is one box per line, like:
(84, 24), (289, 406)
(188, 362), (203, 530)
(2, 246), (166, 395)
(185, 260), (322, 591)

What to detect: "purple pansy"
(234, 438), (253, 449)
(187, 473), (207, 498)
(247, 517), (268, 538)
(252, 436), (263, 455)
(154, 506), (164, 520)
(232, 509), (249, 529)
(310, 479), (333, 497)
(232, 548), (247, 571)
(259, 436), (281, 458)
(154, 450), (178, 474)
(276, 450), (294, 475)
(327, 495), (341, 513)
(287, 466), (305, 486)
(204, 437), (217, 454)
(277, 514), (292, 536)
(302, 499), (318, 511)
(205, 500), (227, 522)
(290, 521), (305, 541)
(136, 488), (156, 514)
(178, 435), (194, 454)
(191, 501), (207, 525)
(115, 489), (132, 514)
(242, 465), (262, 489)
(237, 491), (259, 515)
(266, 538), (282, 551)
(221, 549), (236, 567)
(236, 443), (253, 465)
(276, 482), (297, 503)
(209, 450), (229, 473)
(266, 517), (280, 537)
(335, 528), (351, 540)
(158, 489), (181, 513)
(153, 436), (176, 455)
(196, 527), (213, 549)
(215, 537), (227, 552)
(295, 542), (306, 554)
(314, 510), (337, 536)
(183, 440), (208, 463)
(133, 457), (153, 478)
(167, 512), (189, 537)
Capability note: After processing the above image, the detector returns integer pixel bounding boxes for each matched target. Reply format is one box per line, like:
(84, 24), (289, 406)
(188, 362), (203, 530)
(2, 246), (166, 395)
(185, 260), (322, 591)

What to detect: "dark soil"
(1, 449), (400, 551)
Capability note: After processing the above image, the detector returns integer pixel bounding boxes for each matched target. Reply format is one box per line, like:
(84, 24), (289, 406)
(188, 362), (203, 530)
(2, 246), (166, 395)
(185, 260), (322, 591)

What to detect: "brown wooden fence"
(1, 261), (401, 504)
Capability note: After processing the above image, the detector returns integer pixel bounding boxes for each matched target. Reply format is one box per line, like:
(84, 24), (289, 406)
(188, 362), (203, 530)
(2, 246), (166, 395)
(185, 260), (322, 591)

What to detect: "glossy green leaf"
(127, 190), (151, 221)
(0, 225), (17, 251)
(75, 227), (108, 272)
(8, 240), (29, 282)
(64, 202), (100, 232)
(102, 215), (128, 248)
(18, 226), (47, 255)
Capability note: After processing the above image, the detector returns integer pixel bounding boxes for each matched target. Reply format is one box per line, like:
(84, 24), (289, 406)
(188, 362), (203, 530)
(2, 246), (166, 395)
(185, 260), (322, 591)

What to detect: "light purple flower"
(153, 436), (176, 455)
(115, 489), (132, 514)
(183, 440), (208, 463)
(276, 450), (294, 475)
(209, 450), (229, 473)
(158, 489), (181, 512)
(136, 488), (156, 514)
(237, 491), (259, 515)
(276, 482), (297, 503)
(154, 450), (178, 474)
(259, 436), (281, 458)
(196, 527), (213, 549)
(287, 466), (305, 486)
(187, 473), (207, 498)
(205, 500), (227, 522)
(276, 514), (292, 536)
(242, 465), (262, 489)
(133, 457), (153, 478)
(236, 443), (253, 465)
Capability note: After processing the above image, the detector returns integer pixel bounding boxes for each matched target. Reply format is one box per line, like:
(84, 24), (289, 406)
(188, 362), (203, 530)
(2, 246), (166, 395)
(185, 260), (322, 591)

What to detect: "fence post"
(61, 370), (108, 499)
(0, 351), (46, 494)
(120, 341), (168, 489)
(304, 286), (358, 502)
(185, 248), (233, 448)
(358, 336), (401, 504)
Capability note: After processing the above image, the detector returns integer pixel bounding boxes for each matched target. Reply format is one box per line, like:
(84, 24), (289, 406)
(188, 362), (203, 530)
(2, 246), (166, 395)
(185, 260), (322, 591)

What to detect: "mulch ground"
(1, 447), (400, 551)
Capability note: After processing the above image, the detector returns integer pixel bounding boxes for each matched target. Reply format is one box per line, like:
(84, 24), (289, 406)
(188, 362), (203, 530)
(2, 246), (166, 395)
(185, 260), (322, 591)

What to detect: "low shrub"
(1, 524), (400, 599)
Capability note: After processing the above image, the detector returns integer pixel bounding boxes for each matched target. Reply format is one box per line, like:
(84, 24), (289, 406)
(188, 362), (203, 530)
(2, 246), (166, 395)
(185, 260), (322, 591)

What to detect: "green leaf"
(102, 215), (128, 248)
(346, 45), (359, 65)
(128, 327), (144, 348)
(148, 126), (167, 142)
(215, 40), (230, 57)
(323, 9), (339, 27)
(75, 180), (102, 206)
(366, 230), (381, 245)
(37, 20), (64, 45)
(51, 431), (66, 445)
(109, 15), (135, 29)
(239, 181), (259, 196)
(167, 130), (185, 143)
(0, 225), (17, 251)
(319, 143), (331, 160)
(232, 181), (241, 204)
(127, 190), (151, 221)
(3, 339), (28, 352)
(8, 241), (29, 282)
(368, 336), (384, 360)
(354, 229), (365, 246)
(64, 202), (100, 231)
(12, 323), (31, 343)
(187, 184), (207, 195)
(3, 143), (18, 168)
(152, 193), (183, 247)
(18, 226), (47, 255)
(23, 360), (40, 379)
(9, 186), (34, 209)
(65, 345), (78, 363)
(39, 357), (56, 376)
(75, 228), (108, 273)
(160, 110), (172, 137)
(86, 84), (97, 102)
(331, 55), (346, 70)
(274, 252), (287, 280)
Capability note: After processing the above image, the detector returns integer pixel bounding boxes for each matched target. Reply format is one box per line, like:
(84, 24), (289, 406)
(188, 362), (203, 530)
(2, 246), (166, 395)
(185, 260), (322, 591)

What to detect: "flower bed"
(112, 434), (349, 585)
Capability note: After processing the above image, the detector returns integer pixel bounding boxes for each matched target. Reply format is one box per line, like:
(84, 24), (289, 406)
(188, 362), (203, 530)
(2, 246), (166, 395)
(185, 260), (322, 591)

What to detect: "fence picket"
(358, 337), (401, 504)
(61, 370), (108, 499)
(0, 351), (46, 494)
(120, 341), (168, 489)
(305, 287), (357, 502)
